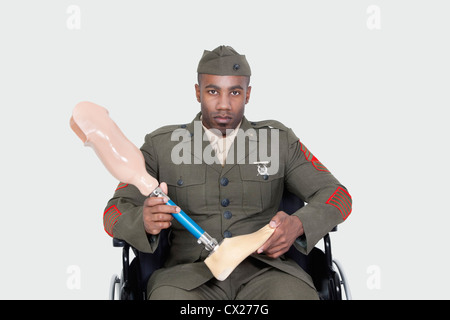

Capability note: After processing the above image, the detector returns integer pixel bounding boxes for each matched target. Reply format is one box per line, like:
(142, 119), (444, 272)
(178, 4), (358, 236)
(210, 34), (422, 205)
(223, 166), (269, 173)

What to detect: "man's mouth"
(213, 115), (232, 124)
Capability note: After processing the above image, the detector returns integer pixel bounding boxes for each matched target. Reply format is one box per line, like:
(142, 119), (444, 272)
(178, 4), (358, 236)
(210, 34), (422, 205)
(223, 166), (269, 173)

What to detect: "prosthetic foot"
(205, 224), (275, 281)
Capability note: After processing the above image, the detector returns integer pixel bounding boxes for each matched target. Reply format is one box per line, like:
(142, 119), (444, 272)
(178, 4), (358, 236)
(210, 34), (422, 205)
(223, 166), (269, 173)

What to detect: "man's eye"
(231, 91), (240, 96)
(208, 90), (218, 95)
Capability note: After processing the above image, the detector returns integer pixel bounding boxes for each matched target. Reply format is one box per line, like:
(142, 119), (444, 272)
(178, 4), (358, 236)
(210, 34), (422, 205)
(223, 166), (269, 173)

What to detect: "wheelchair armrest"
(112, 230), (171, 300)
(113, 238), (128, 248)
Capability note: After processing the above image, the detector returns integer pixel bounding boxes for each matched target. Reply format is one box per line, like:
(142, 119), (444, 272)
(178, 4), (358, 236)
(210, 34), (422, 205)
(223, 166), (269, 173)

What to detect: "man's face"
(195, 74), (251, 136)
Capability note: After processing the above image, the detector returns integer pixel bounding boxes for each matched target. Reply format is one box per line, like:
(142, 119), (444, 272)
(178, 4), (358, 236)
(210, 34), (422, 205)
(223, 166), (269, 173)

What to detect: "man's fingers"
(144, 196), (168, 206)
(260, 211), (285, 252)
(259, 234), (286, 258)
(154, 204), (180, 214)
(151, 213), (174, 222)
(153, 221), (172, 230)
(257, 233), (276, 254)
(143, 183), (176, 235)
(144, 197), (180, 213)
(143, 212), (174, 235)
(258, 242), (284, 258)
(257, 244), (266, 254)
(264, 243), (285, 255)
(147, 221), (172, 235)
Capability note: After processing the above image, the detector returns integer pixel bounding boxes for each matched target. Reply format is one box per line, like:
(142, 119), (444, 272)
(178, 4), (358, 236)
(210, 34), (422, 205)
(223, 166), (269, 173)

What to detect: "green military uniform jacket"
(104, 112), (352, 293)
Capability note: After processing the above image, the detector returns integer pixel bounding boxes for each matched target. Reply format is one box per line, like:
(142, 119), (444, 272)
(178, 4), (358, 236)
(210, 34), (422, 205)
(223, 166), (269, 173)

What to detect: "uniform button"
(223, 230), (232, 238)
(223, 211), (232, 219)
(263, 174), (269, 180)
(180, 124), (187, 128)
(177, 179), (184, 186)
(221, 198), (230, 207)
(220, 177), (229, 186)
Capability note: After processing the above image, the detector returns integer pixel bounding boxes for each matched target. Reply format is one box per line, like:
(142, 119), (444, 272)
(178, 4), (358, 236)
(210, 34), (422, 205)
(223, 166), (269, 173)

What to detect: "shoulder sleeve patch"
(115, 182), (128, 191)
(299, 140), (329, 173)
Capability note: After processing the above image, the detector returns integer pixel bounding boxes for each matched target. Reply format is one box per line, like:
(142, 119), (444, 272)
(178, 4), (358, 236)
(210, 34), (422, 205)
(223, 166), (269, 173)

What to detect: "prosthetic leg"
(70, 101), (274, 280)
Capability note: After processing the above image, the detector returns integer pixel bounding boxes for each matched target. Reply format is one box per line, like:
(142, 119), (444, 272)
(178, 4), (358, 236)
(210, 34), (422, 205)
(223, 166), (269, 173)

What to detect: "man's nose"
(216, 94), (231, 111)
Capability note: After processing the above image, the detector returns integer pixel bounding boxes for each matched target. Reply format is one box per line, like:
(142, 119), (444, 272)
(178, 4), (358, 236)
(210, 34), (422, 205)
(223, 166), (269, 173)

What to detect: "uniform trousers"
(148, 257), (319, 300)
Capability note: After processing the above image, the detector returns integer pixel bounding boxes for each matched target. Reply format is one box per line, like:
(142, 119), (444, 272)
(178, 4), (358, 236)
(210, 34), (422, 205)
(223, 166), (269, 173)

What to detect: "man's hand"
(257, 211), (304, 259)
(143, 182), (177, 235)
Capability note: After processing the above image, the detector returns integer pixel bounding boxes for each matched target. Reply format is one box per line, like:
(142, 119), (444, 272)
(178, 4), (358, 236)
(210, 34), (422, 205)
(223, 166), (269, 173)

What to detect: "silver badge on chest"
(253, 161), (270, 176)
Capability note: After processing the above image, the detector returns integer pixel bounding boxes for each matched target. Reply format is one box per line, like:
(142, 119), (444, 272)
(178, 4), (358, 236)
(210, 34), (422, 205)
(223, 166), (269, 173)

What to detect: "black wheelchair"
(109, 191), (351, 300)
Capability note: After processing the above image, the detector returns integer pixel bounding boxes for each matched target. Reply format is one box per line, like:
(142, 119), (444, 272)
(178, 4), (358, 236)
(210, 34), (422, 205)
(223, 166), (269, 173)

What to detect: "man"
(103, 45), (352, 299)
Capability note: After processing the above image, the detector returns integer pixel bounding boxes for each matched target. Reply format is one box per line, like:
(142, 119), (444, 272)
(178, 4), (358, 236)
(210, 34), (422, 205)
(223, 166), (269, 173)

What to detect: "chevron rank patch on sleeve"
(103, 205), (122, 236)
(326, 187), (352, 220)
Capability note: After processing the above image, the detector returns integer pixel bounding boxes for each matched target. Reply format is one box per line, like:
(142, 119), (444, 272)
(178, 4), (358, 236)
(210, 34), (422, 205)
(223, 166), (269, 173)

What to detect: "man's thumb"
(269, 219), (280, 228)
(269, 211), (285, 228)
(160, 182), (168, 195)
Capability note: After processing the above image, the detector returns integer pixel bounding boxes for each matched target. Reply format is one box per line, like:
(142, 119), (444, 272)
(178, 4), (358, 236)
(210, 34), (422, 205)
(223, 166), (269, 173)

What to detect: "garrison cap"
(197, 45), (251, 76)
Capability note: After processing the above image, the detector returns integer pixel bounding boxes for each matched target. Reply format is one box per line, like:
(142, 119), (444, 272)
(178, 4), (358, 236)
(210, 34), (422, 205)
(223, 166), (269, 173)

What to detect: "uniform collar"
(184, 112), (258, 142)
(180, 112), (259, 173)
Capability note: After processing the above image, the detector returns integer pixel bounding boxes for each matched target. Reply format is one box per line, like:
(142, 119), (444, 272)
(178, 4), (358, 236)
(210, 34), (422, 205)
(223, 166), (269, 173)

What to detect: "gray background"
(0, 0), (449, 299)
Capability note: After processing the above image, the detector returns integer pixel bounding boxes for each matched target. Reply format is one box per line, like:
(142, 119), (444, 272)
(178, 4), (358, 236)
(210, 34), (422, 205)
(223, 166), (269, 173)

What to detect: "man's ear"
(245, 86), (252, 104)
(195, 83), (201, 103)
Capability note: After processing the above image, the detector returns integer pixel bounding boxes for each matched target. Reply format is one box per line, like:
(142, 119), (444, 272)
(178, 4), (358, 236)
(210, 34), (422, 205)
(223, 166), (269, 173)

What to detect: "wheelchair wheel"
(333, 259), (352, 300)
(109, 273), (122, 300)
